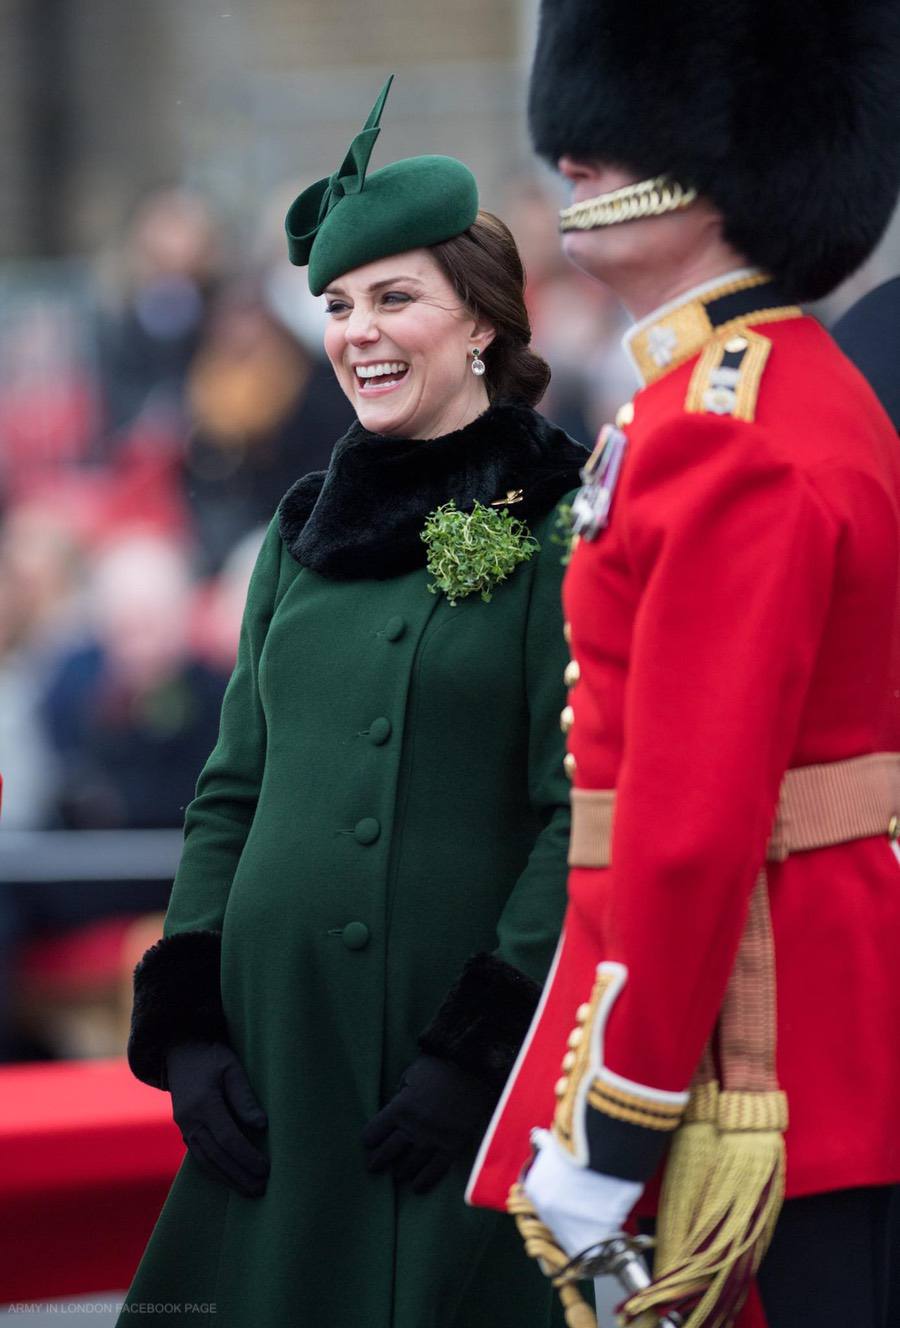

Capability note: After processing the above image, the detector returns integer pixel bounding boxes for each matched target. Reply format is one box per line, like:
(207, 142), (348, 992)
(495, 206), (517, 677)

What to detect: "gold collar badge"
(624, 272), (802, 387)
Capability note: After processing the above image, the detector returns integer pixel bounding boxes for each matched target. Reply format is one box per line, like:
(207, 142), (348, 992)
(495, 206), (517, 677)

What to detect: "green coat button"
(384, 616), (406, 641)
(353, 817), (381, 845)
(341, 921), (370, 951)
(368, 718), (392, 746)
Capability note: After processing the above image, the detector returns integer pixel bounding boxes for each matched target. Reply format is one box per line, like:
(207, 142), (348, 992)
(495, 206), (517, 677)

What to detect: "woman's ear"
(468, 317), (496, 353)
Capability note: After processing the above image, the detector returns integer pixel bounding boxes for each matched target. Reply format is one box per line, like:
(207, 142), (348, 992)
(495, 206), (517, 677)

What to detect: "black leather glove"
(166, 1041), (270, 1198)
(362, 1054), (496, 1194)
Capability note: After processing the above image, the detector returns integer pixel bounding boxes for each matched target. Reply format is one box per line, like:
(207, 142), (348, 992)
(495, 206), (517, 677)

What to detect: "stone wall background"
(1, 0), (541, 259)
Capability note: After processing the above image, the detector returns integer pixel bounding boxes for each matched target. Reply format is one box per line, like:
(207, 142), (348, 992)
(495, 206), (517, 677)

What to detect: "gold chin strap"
(559, 176), (697, 232)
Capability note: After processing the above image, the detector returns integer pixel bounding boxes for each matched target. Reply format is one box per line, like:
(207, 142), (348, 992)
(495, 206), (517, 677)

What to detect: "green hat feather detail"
(285, 75), (479, 296)
(286, 75), (394, 268)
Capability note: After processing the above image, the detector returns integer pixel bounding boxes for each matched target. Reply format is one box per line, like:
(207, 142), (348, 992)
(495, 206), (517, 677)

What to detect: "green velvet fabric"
(117, 489), (575, 1327)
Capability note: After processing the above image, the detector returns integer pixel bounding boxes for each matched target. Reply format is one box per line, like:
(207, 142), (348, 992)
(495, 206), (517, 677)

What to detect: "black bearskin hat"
(528, 0), (900, 300)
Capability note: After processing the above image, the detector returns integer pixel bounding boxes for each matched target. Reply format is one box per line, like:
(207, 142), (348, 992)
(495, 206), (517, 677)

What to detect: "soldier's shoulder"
(682, 327), (774, 424)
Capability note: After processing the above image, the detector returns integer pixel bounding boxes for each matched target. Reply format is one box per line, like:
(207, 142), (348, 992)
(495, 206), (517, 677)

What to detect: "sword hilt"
(558, 1233), (684, 1327)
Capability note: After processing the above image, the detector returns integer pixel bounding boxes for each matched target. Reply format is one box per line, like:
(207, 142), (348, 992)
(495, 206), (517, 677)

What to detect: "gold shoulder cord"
(508, 1183), (598, 1328)
(559, 177), (697, 232)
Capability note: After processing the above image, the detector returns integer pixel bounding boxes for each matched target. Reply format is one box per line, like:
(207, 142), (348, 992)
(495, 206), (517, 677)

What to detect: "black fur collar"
(277, 400), (587, 579)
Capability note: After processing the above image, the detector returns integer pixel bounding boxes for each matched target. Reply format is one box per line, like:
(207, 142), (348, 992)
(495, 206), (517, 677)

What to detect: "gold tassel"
(622, 1090), (787, 1328)
(508, 1183), (598, 1328)
(653, 1078), (720, 1274)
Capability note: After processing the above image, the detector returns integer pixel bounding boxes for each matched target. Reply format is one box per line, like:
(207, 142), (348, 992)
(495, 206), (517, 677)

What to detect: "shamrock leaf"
(421, 501), (539, 606)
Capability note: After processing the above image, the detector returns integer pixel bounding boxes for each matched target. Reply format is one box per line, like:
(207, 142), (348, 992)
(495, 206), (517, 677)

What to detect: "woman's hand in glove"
(362, 1054), (495, 1194)
(166, 1041), (270, 1198)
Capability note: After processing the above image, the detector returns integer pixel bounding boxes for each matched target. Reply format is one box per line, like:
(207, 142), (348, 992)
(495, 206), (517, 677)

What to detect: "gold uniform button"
(567, 1027), (584, 1050)
(575, 1002), (592, 1025)
(724, 335), (749, 353)
(564, 659), (581, 687)
(561, 1051), (577, 1072)
(563, 621), (572, 644)
(554, 1077), (569, 1099)
(560, 705), (575, 734)
(563, 752), (577, 779)
(889, 814), (899, 840)
(615, 401), (635, 428)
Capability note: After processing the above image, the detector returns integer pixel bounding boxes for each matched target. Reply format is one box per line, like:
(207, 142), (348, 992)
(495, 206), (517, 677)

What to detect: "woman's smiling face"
(322, 248), (494, 439)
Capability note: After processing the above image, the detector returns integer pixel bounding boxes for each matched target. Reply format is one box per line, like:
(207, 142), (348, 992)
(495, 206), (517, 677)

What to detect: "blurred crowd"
(0, 177), (634, 1062)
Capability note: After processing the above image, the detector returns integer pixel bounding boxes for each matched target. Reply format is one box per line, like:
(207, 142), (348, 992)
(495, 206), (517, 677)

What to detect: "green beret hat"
(285, 76), (479, 296)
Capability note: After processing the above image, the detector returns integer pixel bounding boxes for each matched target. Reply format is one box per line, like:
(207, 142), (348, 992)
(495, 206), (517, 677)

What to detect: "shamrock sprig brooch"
(421, 500), (539, 606)
(551, 502), (576, 566)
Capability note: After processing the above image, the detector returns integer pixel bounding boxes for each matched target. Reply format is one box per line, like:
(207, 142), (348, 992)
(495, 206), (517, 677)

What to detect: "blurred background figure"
(0, 300), (99, 508)
(182, 280), (352, 574)
(190, 525), (267, 675)
(41, 532), (228, 830)
(0, 501), (84, 830)
(93, 189), (224, 451)
(0, 531), (229, 1064)
(831, 275), (900, 432)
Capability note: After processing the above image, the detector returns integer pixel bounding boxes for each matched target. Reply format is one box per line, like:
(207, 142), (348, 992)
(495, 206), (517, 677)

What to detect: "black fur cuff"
(418, 953), (542, 1097)
(127, 930), (227, 1089)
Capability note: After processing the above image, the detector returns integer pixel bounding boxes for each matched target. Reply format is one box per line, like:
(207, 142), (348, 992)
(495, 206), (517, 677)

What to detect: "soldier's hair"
(430, 211), (551, 408)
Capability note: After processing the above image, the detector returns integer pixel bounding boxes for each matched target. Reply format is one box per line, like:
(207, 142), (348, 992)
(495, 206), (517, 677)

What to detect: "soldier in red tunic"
(467, 3), (900, 1326)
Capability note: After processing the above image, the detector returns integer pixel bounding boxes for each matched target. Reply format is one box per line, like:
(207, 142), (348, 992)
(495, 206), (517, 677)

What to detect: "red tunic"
(469, 282), (900, 1233)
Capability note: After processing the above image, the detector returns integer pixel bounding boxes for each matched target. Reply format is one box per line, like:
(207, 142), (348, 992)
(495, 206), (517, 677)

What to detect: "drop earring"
(470, 347), (486, 377)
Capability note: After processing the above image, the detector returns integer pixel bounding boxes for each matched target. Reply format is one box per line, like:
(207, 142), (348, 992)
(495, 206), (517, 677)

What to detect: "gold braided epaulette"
(684, 327), (772, 423)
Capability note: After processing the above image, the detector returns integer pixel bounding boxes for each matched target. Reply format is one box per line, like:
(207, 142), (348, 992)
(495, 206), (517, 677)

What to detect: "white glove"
(523, 1128), (643, 1258)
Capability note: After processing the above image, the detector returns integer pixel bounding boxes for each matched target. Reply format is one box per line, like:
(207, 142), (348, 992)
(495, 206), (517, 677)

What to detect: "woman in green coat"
(122, 79), (586, 1328)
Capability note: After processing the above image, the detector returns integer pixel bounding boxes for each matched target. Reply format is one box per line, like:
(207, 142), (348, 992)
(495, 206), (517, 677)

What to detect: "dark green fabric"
(285, 74), (396, 273)
(289, 154), (479, 296)
(285, 75), (479, 295)
(118, 489), (575, 1327)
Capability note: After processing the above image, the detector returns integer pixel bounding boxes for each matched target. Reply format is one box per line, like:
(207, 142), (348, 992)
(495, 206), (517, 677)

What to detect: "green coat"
(121, 481), (576, 1327)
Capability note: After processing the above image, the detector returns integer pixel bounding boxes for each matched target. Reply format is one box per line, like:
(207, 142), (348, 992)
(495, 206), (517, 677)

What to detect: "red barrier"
(0, 1058), (182, 1302)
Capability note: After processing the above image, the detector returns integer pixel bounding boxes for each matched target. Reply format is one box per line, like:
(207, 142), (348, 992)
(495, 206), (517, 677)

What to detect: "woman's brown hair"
(430, 210), (551, 407)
